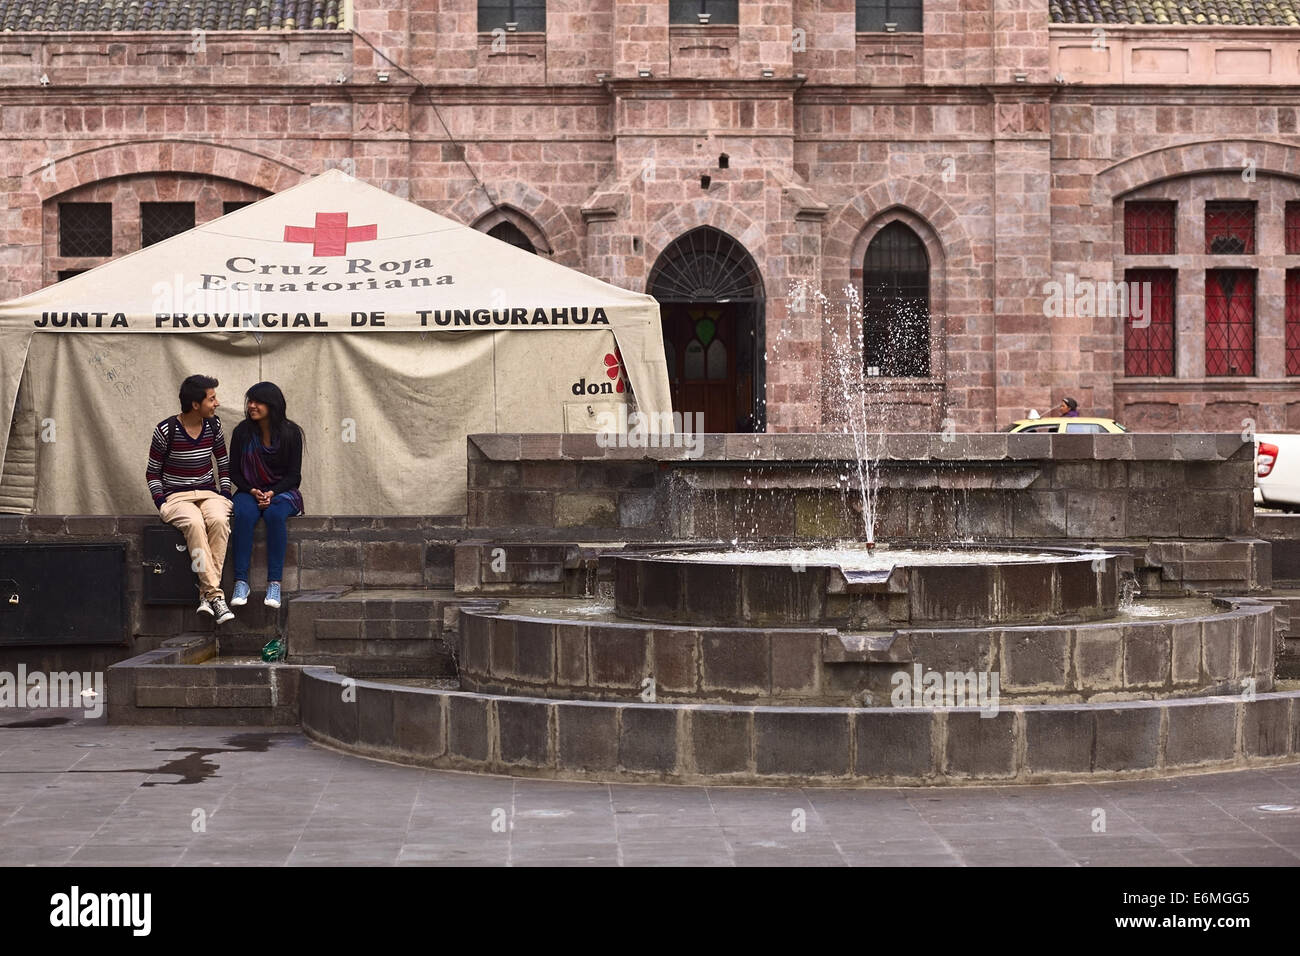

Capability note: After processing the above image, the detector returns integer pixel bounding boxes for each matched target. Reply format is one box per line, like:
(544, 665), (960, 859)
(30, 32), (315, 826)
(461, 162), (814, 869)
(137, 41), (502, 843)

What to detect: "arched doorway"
(648, 227), (765, 432)
(487, 220), (536, 253)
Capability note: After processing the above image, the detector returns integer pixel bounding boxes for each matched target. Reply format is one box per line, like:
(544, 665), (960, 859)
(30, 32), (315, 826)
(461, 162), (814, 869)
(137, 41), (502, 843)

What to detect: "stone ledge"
(467, 432), (1250, 463)
(299, 668), (1300, 786)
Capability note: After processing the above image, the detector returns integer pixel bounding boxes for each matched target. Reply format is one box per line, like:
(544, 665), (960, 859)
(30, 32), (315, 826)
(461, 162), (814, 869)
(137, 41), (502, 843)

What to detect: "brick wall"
(4, 8), (1300, 432)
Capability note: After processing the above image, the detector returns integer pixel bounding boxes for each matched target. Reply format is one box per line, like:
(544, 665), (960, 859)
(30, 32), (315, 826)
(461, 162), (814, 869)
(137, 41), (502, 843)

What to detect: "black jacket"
(229, 421), (303, 495)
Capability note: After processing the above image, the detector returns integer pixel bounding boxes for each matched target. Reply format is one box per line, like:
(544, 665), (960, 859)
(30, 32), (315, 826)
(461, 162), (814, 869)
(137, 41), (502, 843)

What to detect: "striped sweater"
(145, 416), (231, 508)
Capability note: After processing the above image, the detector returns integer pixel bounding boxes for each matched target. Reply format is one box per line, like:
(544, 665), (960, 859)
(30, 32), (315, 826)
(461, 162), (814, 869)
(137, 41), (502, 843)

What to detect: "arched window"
(478, 0), (545, 32)
(487, 220), (536, 254)
(862, 221), (930, 377)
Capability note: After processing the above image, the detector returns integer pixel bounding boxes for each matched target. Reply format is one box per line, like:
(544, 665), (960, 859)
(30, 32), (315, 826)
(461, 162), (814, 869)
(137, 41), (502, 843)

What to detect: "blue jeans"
(231, 492), (296, 582)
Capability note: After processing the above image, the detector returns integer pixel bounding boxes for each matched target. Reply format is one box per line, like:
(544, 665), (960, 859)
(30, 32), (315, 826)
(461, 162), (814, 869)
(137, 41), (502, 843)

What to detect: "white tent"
(0, 169), (672, 515)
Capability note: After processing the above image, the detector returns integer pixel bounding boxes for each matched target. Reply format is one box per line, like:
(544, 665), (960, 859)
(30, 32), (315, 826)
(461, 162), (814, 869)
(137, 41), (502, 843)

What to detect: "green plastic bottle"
(261, 636), (286, 662)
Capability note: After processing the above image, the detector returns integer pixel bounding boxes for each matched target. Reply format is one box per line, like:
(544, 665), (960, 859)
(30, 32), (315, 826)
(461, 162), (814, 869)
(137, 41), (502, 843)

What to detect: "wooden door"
(661, 303), (741, 433)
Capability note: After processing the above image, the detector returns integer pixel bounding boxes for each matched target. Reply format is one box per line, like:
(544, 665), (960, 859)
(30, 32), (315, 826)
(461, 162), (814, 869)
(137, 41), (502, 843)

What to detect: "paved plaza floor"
(1, 709), (1298, 867)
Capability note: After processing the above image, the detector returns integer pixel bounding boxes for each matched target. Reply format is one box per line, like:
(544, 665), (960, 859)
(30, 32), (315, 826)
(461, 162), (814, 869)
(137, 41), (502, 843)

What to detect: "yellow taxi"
(1005, 417), (1128, 434)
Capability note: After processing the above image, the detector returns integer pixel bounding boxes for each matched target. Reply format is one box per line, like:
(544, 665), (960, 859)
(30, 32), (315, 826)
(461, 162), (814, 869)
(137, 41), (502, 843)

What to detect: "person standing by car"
(146, 374), (235, 624)
(227, 381), (304, 611)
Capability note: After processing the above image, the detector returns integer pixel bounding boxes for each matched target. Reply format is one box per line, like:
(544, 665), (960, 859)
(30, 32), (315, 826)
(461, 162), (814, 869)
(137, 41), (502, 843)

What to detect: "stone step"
(281, 586), (473, 677)
(824, 631), (903, 663)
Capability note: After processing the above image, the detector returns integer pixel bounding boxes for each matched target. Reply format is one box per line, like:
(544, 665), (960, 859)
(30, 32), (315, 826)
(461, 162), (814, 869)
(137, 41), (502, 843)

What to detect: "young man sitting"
(145, 375), (235, 624)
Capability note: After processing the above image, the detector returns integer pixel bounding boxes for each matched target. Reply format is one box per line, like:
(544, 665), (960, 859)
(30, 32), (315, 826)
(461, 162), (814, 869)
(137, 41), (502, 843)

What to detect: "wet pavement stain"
(69, 732), (297, 786)
(0, 716), (71, 728)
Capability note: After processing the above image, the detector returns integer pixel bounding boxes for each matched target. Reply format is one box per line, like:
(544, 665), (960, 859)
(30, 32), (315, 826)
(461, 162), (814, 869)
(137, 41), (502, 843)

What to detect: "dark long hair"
(242, 381), (304, 451)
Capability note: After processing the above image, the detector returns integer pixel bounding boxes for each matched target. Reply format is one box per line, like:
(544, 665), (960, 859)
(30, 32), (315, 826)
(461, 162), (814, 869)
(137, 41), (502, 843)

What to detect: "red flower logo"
(603, 351), (625, 393)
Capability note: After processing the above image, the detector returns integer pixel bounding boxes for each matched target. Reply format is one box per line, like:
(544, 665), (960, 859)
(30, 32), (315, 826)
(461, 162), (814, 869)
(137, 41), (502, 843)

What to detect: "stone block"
(357, 684), (395, 749)
(554, 492), (618, 528)
(556, 624), (588, 686)
(489, 617), (517, 678)
(943, 710), (1017, 777)
(474, 490), (555, 528)
(1125, 490), (1186, 538)
(700, 631), (768, 694)
(1236, 614), (1257, 677)
(556, 703), (619, 771)
(1024, 708), (1094, 773)
(1132, 433), (1175, 459)
(326, 683), (359, 744)
(447, 695), (490, 761)
(392, 689), (444, 757)
(1166, 702), (1237, 766)
(589, 625), (645, 689)
(618, 706), (678, 772)
(1006, 432), (1051, 460)
(298, 670), (329, 731)
(650, 627), (698, 695)
(1242, 697), (1291, 757)
(1093, 434), (1135, 460)
(1123, 622), (1171, 687)
(1001, 627), (1069, 690)
(1094, 705), (1161, 771)
(1051, 433), (1095, 460)
(460, 614), (490, 675)
(513, 618), (555, 683)
(520, 461), (580, 487)
(1074, 625), (1123, 690)
(496, 699), (551, 767)
(1170, 619), (1202, 683)
(689, 710), (752, 774)
(1174, 433), (1219, 460)
(854, 710), (934, 778)
(1202, 619), (1236, 681)
(1011, 491), (1067, 537)
(770, 631), (820, 696)
(1255, 609), (1275, 679)
(64, 516), (118, 535)
(754, 711), (850, 776)
(561, 433), (604, 458)
(1065, 490), (1125, 538)
(906, 629), (994, 674)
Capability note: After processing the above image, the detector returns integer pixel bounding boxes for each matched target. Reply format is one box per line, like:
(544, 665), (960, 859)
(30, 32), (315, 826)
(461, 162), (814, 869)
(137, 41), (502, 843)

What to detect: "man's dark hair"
(179, 375), (218, 413)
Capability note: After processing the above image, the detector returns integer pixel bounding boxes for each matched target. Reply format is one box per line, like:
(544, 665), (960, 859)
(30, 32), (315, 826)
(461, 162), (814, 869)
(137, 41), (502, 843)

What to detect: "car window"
(1065, 423), (1105, 433)
(1019, 424), (1058, 433)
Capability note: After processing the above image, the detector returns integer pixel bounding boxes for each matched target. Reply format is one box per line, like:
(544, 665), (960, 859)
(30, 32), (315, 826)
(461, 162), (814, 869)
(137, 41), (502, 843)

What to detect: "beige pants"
(160, 490), (233, 600)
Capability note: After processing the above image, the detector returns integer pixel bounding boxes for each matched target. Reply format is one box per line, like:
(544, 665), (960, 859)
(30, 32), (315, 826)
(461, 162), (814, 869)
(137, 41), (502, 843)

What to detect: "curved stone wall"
(300, 667), (1300, 785)
(614, 549), (1118, 628)
(455, 599), (1275, 705)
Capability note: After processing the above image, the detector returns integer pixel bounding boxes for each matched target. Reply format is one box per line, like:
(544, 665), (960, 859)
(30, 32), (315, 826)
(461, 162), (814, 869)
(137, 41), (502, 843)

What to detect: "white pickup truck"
(1256, 434), (1300, 511)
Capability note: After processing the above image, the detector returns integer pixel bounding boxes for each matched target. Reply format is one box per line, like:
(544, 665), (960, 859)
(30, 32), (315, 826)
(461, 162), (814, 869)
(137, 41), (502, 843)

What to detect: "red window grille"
(1287, 202), (1300, 255)
(1287, 270), (1300, 375)
(1124, 201), (1175, 255)
(1124, 269), (1176, 376)
(1205, 201), (1255, 254)
(1205, 269), (1255, 376)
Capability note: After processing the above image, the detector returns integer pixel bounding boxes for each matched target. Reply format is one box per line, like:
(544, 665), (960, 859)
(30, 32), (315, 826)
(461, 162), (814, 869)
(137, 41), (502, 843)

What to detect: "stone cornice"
(603, 77), (805, 99)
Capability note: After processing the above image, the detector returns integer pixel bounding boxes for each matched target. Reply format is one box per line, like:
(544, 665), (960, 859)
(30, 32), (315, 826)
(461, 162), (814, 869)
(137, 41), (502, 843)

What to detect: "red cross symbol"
(283, 212), (377, 256)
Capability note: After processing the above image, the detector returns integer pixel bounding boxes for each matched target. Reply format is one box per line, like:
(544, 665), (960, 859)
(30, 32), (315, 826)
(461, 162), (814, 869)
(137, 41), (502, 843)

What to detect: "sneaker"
(210, 595), (235, 625)
(197, 597), (213, 616)
(230, 580), (250, 607)
(264, 582), (282, 609)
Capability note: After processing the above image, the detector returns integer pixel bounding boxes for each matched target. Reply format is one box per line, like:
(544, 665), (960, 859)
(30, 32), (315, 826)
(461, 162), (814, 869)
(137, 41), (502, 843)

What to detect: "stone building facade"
(3, 0), (1300, 433)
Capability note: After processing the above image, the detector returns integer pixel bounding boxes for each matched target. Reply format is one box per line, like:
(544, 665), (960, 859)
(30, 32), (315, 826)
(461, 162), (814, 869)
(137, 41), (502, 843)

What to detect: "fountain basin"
(614, 544), (1119, 628)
